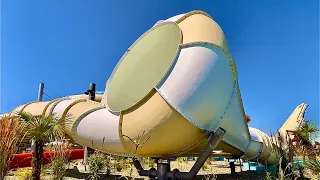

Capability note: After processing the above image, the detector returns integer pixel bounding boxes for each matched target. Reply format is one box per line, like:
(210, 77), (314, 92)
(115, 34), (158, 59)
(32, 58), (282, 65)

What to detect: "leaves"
(88, 152), (110, 180)
(294, 120), (320, 144)
(16, 112), (72, 141)
(13, 112), (72, 180)
(307, 157), (320, 175)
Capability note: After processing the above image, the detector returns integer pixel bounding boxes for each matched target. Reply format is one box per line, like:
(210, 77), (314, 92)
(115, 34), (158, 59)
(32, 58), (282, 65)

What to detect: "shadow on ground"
(65, 169), (145, 180)
(196, 171), (267, 180)
(65, 169), (268, 180)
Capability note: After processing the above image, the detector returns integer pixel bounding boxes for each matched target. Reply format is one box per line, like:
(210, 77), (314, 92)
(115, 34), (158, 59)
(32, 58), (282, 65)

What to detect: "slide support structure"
(83, 83), (96, 169)
(32, 82), (45, 152)
(230, 162), (236, 176)
(133, 127), (226, 180)
(38, 82), (44, 102)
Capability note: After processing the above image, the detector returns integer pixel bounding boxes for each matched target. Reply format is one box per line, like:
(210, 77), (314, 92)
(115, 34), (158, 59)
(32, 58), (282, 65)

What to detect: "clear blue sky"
(1, 0), (319, 135)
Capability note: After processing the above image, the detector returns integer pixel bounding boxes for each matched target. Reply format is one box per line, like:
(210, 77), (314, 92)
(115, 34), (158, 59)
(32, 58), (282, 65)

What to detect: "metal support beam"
(85, 83), (96, 101)
(230, 161), (236, 176)
(38, 82), (44, 102)
(83, 83), (96, 169)
(133, 127), (226, 180)
(158, 163), (171, 180)
(31, 82), (45, 152)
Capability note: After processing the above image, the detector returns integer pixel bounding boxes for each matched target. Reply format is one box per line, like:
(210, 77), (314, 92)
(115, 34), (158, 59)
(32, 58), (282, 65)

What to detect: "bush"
(202, 162), (209, 170)
(177, 157), (184, 163)
(307, 157), (320, 176)
(0, 115), (25, 179)
(142, 157), (154, 168)
(115, 158), (125, 172)
(14, 169), (32, 180)
(88, 152), (110, 180)
(48, 140), (71, 180)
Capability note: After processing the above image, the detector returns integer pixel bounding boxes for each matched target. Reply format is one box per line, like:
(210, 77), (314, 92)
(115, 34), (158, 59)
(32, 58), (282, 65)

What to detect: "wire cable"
(44, 86), (63, 99)
(43, 92), (55, 100)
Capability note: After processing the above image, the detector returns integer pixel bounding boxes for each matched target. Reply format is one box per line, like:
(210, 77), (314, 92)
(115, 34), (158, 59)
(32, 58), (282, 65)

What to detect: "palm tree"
(295, 120), (319, 143)
(293, 120), (320, 162)
(17, 112), (71, 180)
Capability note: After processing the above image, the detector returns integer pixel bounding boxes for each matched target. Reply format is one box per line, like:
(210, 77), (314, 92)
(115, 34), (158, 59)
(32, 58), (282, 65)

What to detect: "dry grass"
(0, 115), (26, 180)
(5, 160), (269, 180)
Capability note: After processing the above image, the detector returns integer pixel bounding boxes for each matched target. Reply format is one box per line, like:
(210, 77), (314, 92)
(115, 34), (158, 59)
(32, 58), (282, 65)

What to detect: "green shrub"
(177, 157), (184, 163)
(14, 169), (32, 180)
(307, 157), (320, 175)
(143, 157), (154, 168)
(202, 162), (209, 170)
(140, 157), (155, 169)
(88, 152), (109, 180)
(115, 159), (125, 172)
(48, 140), (70, 180)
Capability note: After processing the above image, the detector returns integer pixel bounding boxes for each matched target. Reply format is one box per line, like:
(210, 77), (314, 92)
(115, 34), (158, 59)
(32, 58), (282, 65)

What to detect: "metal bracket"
(133, 127), (226, 180)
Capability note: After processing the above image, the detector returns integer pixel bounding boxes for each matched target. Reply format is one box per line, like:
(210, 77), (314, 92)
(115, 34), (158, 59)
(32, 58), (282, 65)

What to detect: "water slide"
(8, 10), (308, 166)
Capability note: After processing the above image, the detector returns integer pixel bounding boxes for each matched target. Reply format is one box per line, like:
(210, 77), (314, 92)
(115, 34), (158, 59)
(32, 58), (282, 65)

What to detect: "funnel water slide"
(10, 10), (290, 165)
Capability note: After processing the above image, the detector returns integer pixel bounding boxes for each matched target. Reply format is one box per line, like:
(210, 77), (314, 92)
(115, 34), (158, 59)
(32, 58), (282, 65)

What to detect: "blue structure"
(96, 91), (104, 94)
(243, 162), (277, 171)
(213, 157), (225, 161)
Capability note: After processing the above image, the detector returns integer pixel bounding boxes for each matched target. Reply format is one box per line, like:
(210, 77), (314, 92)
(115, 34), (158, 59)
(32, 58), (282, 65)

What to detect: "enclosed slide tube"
(9, 10), (306, 166)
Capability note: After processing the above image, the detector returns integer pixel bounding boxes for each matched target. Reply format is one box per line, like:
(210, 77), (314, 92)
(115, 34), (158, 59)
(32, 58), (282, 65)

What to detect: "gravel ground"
(6, 161), (268, 180)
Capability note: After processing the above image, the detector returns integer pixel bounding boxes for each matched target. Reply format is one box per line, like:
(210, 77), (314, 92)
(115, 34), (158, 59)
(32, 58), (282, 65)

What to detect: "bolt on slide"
(9, 10), (308, 167)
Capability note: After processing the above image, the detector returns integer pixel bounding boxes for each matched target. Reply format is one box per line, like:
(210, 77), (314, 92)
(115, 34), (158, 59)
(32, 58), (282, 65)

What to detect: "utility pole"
(83, 83), (96, 170)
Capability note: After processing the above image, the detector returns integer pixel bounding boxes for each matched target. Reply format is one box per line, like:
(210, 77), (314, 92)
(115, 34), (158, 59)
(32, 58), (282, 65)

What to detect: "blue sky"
(1, 0), (319, 135)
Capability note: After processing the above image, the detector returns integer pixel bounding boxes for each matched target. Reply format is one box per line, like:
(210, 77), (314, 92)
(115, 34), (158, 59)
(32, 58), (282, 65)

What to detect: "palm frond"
(294, 120), (320, 144)
(15, 112), (73, 141)
(307, 157), (320, 174)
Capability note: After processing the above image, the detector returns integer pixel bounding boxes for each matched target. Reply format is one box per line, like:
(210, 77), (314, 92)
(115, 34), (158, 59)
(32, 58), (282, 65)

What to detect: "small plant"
(201, 157), (212, 171)
(115, 158), (125, 172)
(48, 139), (71, 180)
(307, 156), (320, 176)
(266, 171), (273, 180)
(265, 157), (299, 180)
(14, 169), (33, 180)
(202, 162), (209, 170)
(206, 157), (212, 165)
(177, 157), (184, 163)
(88, 151), (109, 180)
(143, 157), (154, 168)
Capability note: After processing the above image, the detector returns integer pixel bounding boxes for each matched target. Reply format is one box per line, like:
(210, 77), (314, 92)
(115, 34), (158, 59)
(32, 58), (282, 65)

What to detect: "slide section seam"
(154, 88), (210, 156)
(48, 98), (69, 115)
(10, 101), (37, 116)
(181, 41), (250, 139)
(175, 10), (213, 25)
(61, 99), (87, 119)
(209, 81), (237, 131)
(42, 98), (61, 116)
(157, 41), (249, 151)
(105, 21), (182, 113)
(70, 106), (105, 145)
